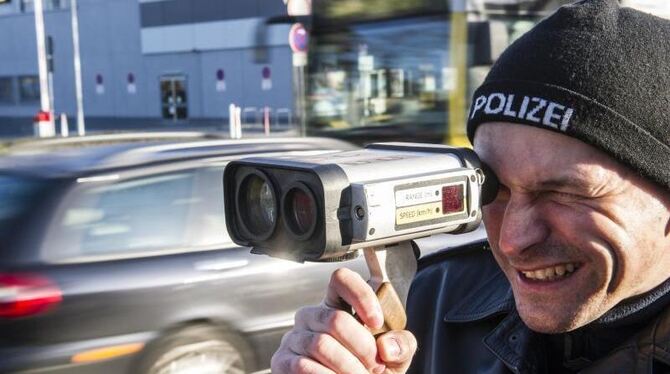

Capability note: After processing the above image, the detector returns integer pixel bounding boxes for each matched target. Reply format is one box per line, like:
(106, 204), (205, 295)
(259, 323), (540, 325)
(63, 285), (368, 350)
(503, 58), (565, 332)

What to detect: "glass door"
(160, 75), (188, 121)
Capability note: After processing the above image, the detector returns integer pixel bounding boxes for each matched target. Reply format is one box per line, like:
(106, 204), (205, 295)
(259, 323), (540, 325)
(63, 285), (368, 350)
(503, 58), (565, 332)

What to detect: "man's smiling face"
(475, 123), (670, 333)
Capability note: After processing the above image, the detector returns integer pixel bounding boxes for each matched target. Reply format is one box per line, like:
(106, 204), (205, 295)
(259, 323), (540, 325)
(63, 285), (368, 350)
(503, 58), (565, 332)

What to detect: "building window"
(0, 77), (15, 104)
(18, 75), (40, 103)
(21, 0), (70, 12)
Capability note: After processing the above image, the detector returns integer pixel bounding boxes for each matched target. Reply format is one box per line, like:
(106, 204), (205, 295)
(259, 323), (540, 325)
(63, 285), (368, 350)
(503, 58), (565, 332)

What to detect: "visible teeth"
(522, 263), (578, 281)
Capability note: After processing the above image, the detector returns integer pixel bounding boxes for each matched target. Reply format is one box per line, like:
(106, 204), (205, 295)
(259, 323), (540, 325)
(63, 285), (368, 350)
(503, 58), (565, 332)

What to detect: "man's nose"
(497, 194), (549, 257)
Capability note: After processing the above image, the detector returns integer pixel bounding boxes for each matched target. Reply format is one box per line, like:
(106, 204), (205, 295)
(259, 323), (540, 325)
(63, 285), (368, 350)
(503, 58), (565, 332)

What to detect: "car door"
(17, 160), (368, 369)
(25, 165), (223, 346)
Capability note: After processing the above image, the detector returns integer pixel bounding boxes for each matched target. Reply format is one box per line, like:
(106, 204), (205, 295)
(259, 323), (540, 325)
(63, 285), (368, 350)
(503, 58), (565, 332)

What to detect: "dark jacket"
(406, 241), (670, 374)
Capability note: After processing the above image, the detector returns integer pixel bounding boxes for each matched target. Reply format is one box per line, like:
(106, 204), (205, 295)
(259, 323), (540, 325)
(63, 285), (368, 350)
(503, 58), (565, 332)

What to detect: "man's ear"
(663, 194), (670, 237)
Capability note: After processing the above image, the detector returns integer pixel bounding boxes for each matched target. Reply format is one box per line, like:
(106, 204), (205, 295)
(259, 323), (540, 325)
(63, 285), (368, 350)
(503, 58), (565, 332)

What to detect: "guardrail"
(229, 105), (296, 139)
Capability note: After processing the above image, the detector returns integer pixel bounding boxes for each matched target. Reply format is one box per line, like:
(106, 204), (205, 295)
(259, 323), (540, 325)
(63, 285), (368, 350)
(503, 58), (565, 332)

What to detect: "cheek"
(542, 202), (626, 254)
(541, 201), (629, 286)
(609, 194), (670, 291)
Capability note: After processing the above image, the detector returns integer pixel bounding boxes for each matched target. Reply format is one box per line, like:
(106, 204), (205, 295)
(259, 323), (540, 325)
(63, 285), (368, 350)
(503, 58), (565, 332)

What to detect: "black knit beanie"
(467, 0), (670, 189)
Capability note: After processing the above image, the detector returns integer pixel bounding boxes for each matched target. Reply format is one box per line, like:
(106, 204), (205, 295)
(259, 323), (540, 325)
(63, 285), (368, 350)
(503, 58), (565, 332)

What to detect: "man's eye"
(548, 190), (581, 201)
(494, 185), (511, 201)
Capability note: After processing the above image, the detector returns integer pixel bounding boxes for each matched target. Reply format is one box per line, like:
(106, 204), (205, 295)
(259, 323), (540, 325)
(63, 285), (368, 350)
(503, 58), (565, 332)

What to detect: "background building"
(0, 0), (294, 135)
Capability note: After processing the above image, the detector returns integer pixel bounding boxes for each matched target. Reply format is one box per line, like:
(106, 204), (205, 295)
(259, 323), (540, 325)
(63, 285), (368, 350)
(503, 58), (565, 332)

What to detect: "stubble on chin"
(513, 284), (610, 334)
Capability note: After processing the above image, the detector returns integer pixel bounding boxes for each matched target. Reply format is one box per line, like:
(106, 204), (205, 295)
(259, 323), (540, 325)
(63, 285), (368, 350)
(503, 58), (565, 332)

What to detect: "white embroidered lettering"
(470, 95), (487, 119)
(542, 102), (564, 129)
(503, 94), (517, 117)
(526, 97), (546, 123)
(560, 108), (574, 131)
(484, 93), (506, 114)
(518, 96), (530, 119)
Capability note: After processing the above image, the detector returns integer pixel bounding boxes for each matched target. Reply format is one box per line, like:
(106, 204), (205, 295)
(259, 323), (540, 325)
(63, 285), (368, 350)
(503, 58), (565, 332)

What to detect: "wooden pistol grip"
(369, 282), (407, 336)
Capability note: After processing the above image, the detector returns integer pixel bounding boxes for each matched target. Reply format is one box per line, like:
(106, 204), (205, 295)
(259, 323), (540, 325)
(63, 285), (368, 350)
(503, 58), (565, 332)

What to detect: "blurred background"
(0, 0), (668, 373)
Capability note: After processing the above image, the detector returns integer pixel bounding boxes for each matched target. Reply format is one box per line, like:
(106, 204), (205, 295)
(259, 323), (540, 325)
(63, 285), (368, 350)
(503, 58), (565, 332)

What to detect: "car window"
(0, 174), (43, 239)
(57, 171), (197, 258)
(188, 166), (234, 248)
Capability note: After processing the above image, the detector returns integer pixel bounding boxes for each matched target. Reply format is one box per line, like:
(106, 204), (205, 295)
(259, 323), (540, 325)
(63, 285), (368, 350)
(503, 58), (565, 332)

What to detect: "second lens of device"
(283, 184), (317, 239)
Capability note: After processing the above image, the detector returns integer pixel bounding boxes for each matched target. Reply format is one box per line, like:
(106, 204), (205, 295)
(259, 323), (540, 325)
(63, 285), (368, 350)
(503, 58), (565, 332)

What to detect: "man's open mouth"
(519, 263), (581, 281)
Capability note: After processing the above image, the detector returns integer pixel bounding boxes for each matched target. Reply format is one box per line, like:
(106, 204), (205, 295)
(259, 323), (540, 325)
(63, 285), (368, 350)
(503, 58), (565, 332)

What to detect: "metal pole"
(291, 53), (307, 137)
(445, 0), (469, 146)
(297, 65), (306, 136)
(47, 35), (55, 122)
(33, 0), (51, 117)
(47, 71), (55, 114)
(71, 0), (86, 135)
(286, 0), (311, 137)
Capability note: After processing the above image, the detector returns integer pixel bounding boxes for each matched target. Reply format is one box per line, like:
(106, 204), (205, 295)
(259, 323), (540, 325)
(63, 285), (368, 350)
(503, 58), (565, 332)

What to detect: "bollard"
(235, 106), (242, 139)
(33, 111), (55, 138)
(264, 107), (271, 136)
(229, 103), (236, 139)
(60, 113), (69, 137)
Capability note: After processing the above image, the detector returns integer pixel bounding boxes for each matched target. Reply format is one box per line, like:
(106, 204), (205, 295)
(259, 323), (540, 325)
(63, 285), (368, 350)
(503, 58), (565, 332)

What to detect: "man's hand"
(271, 268), (417, 374)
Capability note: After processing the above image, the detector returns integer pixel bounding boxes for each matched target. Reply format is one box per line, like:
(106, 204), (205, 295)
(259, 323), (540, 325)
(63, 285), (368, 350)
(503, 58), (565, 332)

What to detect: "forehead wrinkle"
(531, 162), (615, 193)
(474, 123), (623, 194)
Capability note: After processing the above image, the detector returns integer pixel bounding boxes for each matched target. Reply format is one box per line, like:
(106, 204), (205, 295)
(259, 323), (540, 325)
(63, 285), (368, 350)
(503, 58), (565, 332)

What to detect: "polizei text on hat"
(470, 92), (574, 132)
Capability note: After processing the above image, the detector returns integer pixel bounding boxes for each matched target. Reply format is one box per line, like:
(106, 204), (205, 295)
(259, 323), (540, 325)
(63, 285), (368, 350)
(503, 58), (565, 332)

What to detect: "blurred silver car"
(0, 133), (371, 374)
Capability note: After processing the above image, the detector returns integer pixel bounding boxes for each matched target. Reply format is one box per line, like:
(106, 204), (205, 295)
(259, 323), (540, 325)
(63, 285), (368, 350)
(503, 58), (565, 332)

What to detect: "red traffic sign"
(289, 23), (308, 53)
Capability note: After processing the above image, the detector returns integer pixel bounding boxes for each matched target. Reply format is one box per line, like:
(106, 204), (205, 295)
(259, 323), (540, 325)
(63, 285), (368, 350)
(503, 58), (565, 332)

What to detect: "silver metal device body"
(225, 142), (491, 261)
(274, 146), (485, 250)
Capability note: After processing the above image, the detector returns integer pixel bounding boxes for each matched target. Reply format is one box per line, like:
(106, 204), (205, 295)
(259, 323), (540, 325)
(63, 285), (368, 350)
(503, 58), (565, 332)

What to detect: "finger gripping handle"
(369, 282), (407, 336)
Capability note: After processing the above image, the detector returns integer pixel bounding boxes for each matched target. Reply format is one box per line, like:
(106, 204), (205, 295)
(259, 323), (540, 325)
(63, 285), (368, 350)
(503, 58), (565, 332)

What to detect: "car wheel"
(134, 325), (253, 374)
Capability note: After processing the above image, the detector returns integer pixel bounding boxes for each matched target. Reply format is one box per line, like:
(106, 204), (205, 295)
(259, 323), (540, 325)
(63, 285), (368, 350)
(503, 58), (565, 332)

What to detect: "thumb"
(376, 330), (417, 372)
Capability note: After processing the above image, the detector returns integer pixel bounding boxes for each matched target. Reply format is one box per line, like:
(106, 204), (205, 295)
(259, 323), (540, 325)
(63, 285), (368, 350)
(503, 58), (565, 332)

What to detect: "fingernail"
(372, 365), (386, 374)
(385, 337), (401, 358)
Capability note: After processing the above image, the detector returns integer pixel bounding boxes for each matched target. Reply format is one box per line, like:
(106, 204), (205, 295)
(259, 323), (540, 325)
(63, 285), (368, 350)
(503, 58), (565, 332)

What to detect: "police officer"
(272, 0), (670, 372)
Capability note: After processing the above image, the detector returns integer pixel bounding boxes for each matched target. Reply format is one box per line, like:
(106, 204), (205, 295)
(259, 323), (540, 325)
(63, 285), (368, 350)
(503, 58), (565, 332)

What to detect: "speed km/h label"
(396, 202), (443, 225)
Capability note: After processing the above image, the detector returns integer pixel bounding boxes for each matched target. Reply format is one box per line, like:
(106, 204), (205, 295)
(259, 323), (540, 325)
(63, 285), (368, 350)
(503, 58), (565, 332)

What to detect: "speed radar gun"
(224, 143), (497, 334)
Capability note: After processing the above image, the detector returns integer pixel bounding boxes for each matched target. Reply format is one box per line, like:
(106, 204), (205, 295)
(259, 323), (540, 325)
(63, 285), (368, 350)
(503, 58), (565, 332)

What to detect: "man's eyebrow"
(535, 176), (594, 191)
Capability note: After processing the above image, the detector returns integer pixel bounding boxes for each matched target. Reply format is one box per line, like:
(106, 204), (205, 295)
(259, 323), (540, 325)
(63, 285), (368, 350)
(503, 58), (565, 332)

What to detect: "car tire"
(133, 324), (254, 374)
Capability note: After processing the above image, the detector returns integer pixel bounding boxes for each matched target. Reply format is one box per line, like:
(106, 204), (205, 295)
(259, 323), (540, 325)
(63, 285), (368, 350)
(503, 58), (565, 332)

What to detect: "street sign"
(289, 23), (308, 53)
(127, 73), (136, 94)
(216, 69), (226, 92)
(262, 67), (272, 91)
(95, 74), (104, 95)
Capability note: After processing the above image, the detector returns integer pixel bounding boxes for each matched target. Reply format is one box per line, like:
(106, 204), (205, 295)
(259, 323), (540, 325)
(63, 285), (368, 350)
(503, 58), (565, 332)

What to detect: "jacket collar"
(444, 273), (670, 374)
(482, 311), (544, 374)
(442, 263), (514, 323)
(441, 266), (540, 374)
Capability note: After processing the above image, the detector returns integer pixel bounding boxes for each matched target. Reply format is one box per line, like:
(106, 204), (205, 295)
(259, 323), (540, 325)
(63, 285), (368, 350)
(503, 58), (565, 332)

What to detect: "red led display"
(442, 184), (464, 214)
